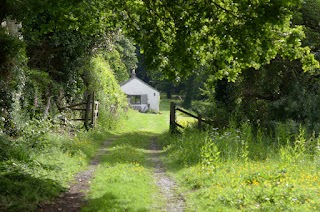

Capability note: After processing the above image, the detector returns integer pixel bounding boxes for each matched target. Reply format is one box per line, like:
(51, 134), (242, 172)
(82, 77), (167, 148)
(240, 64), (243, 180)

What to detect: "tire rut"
(37, 140), (113, 212)
(149, 138), (186, 212)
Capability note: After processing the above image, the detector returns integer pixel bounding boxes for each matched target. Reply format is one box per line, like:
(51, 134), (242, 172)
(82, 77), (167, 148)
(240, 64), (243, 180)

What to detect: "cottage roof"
(120, 76), (160, 93)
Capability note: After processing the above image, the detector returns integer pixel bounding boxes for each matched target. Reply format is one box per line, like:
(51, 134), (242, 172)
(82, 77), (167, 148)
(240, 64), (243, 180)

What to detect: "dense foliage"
(120, 0), (319, 80)
(0, 0), (138, 135)
(2, 0), (320, 134)
(1, 2), (131, 210)
(196, 0), (320, 133)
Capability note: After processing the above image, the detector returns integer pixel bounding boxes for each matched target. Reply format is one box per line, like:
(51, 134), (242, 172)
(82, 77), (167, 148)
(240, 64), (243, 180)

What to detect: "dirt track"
(149, 137), (186, 211)
(37, 138), (185, 211)
(37, 140), (112, 212)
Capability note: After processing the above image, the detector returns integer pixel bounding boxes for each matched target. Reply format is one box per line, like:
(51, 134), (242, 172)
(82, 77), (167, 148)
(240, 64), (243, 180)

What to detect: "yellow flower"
(252, 180), (260, 186)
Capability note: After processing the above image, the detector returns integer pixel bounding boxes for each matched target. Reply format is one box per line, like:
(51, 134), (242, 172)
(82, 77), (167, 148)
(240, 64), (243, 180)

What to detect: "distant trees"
(103, 31), (138, 83)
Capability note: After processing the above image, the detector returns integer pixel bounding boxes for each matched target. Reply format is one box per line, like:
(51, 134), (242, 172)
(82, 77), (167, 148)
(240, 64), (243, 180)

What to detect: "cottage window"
(129, 95), (141, 104)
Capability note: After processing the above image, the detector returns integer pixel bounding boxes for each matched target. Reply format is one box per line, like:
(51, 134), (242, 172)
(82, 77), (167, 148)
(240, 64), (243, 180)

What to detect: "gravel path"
(149, 138), (186, 212)
(37, 140), (113, 212)
(37, 137), (185, 212)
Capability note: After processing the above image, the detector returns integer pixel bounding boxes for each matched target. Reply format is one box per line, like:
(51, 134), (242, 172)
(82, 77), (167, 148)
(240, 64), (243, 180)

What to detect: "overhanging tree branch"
(210, 0), (239, 18)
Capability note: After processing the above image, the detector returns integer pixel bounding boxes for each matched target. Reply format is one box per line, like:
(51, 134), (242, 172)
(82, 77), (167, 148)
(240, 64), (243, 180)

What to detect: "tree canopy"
(1, 0), (320, 135)
(4, 0), (319, 82)
(118, 0), (319, 81)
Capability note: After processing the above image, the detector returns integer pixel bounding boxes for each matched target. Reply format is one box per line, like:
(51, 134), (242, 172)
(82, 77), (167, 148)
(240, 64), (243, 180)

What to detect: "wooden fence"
(170, 102), (211, 133)
(59, 92), (99, 130)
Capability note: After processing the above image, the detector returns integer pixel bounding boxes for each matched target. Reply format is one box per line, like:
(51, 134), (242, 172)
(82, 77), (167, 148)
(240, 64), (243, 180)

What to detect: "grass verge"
(0, 123), (113, 211)
(159, 124), (320, 211)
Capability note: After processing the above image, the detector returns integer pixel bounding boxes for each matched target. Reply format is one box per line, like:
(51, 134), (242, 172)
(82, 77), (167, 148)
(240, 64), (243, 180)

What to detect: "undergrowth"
(0, 118), (119, 211)
(160, 122), (320, 211)
(0, 54), (128, 211)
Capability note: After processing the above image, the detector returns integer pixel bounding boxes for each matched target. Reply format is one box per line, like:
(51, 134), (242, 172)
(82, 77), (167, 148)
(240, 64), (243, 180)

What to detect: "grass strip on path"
(82, 108), (171, 211)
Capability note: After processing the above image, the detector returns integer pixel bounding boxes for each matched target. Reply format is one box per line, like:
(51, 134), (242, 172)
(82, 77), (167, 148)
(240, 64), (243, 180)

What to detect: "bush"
(82, 55), (128, 130)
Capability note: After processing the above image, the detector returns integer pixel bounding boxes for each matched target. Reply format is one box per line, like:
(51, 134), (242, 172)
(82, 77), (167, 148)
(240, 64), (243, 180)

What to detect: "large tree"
(206, 0), (320, 130)
(119, 0), (319, 81)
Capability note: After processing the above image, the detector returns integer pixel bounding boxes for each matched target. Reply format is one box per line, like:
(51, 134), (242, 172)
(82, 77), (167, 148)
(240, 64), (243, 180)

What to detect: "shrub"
(82, 55), (128, 130)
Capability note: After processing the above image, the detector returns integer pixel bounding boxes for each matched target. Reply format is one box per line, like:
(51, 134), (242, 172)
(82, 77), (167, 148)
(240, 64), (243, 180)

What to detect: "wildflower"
(253, 180), (260, 185)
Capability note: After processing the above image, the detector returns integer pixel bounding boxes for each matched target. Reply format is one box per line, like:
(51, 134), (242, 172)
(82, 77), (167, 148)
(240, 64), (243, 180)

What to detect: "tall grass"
(0, 115), (121, 211)
(160, 122), (320, 211)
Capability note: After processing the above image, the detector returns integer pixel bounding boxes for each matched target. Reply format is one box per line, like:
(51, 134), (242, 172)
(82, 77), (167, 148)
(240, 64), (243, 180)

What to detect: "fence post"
(198, 114), (202, 130)
(84, 93), (91, 130)
(91, 92), (95, 127)
(93, 101), (99, 127)
(170, 102), (176, 133)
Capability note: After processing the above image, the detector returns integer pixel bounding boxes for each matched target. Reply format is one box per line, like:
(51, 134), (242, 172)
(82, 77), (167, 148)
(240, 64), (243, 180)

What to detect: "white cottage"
(120, 71), (160, 112)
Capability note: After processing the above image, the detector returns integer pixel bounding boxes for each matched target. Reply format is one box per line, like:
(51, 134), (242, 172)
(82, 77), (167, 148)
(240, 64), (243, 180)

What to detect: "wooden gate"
(170, 102), (211, 133)
(59, 92), (99, 130)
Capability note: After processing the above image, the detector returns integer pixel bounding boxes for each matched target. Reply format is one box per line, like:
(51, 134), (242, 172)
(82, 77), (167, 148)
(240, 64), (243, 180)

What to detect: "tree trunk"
(43, 96), (52, 119)
(182, 77), (195, 109)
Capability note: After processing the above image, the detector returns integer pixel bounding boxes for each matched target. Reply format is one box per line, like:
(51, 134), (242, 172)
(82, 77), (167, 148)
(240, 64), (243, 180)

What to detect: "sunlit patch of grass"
(101, 144), (147, 165)
(82, 163), (157, 212)
(114, 109), (168, 135)
(176, 112), (197, 128)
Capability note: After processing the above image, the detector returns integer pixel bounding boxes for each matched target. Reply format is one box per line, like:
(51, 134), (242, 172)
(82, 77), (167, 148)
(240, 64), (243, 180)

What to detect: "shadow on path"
(0, 172), (64, 211)
(37, 140), (113, 212)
